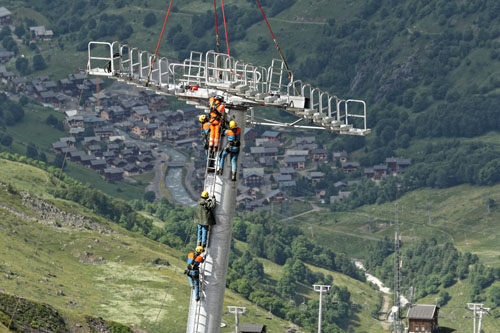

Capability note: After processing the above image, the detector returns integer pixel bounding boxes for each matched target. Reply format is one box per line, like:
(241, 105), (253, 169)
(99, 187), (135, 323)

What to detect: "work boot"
(217, 168), (223, 175)
(231, 171), (237, 181)
(196, 296), (200, 302)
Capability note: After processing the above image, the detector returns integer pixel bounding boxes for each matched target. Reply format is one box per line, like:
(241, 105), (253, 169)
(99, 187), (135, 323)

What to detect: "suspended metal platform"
(86, 41), (371, 333)
(87, 41), (370, 136)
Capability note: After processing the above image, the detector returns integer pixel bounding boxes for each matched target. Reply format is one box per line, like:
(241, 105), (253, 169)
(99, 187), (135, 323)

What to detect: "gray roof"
(264, 189), (282, 200)
(262, 130), (280, 138)
(407, 305), (437, 320)
(104, 167), (124, 174)
(284, 156), (306, 163)
(0, 7), (12, 18)
(241, 323), (266, 333)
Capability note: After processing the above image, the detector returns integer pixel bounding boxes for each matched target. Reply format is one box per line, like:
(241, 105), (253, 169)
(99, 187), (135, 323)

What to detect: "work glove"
(184, 269), (189, 275)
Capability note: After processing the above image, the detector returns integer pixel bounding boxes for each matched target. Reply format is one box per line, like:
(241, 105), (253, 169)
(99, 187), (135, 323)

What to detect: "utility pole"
(313, 285), (330, 333)
(467, 303), (490, 333)
(392, 203), (404, 333)
(309, 218), (315, 238)
(426, 202), (432, 223)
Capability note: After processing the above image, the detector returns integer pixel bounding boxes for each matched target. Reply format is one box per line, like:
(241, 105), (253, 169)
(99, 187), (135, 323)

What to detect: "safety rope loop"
(146, 0), (174, 86)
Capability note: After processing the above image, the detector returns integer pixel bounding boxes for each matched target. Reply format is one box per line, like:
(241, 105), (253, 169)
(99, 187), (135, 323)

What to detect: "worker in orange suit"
(208, 95), (225, 151)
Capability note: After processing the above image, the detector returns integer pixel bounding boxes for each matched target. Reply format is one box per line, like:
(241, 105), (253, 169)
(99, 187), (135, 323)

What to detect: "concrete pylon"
(186, 107), (246, 333)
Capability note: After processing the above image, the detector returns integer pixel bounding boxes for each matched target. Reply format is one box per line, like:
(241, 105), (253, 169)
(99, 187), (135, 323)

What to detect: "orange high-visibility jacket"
(209, 104), (225, 148)
(187, 252), (204, 270)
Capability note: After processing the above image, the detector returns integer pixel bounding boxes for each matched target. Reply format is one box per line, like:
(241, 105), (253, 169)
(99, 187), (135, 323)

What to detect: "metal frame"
(87, 40), (370, 136)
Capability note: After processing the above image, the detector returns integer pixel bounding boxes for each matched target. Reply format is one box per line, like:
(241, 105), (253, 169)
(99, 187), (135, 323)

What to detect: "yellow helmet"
(196, 246), (204, 253)
(199, 114), (207, 122)
(201, 190), (209, 198)
(229, 120), (237, 129)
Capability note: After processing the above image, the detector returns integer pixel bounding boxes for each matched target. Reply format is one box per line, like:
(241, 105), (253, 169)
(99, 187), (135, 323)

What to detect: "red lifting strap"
(146, 0), (174, 86)
(220, 0), (231, 58)
(214, 0), (221, 54)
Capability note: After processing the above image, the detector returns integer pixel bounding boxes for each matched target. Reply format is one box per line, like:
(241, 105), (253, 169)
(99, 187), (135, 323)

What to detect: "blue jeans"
(197, 224), (209, 246)
(219, 150), (239, 172)
(188, 271), (200, 299)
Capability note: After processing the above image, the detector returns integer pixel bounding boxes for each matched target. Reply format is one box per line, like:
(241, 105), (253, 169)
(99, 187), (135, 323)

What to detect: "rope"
(220, 0), (231, 57)
(153, 288), (169, 329)
(255, 0), (295, 82)
(214, 0), (221, 55)
(58, 71), (89, 179)
(146, 0), (174, 86)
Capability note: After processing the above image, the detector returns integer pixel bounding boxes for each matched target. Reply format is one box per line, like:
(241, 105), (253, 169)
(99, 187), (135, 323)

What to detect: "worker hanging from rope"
(218, 120), (240, 181)
(184, 246), (206, 302)
(194, 190), (216, 249)
(199, 114), (210, 158)
(207, 95), (226, 170)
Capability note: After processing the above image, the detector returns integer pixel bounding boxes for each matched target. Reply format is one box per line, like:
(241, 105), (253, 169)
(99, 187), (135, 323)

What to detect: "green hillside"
(0, 157), (386, 332)
(0, 158), (295, 332)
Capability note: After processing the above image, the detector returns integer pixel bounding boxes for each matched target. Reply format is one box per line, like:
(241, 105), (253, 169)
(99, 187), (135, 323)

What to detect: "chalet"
(83, 136), (101, 146)
(111, 159), (127, 168)
(0, 7), (12, 25)
(311, 148), (328, 162)
(241, 324), (267, 333)
(103, 168), (124, 181)
(138, 162), (154, 172)
(341, 161), (359, 173)
(90, 159), (106, 171)
(237, 194), (254, 205)
(83, 115), (106, 128)
(333, 151), (348, 163)
(58, 78), (75, 91)
(243, 172), (264, 187)
(250, 147), (279, 159)
(132, 123), (148, 138)
(279, 180), (296, 189)
(294, 136), (316, 145)
(30, 26), (54, 40)
(137, 155), (153, 163)
(101, 106), (126, 122)
(244, 128), (259, 142)
(80, 154), (96, 166)
(39, 91), (57, 103)
(246, 199), (264, 211)
(284, 156), (306, 169)
(306, 171), (325, 184)
(262, 141), (281, 149)
(155, 125), (169, 141)
(69, 127), (84, 138)
(330, 191), (352, 204)
(373, 165), (388, 179)
(94, 126), (114, 139)
(364, 167), (375, 179)
(386, 157), (412, 174)
(178, 106), (198, 119)
(263, 189), (284, 203)
(132, 105), (150, 121)
(241, 154), (258, 169)
(258, 156), (274, 168)
(10, 77), (27, 90)
(59, 137), (76, 146)
(66, 115), (84, 128)
(60, 146), (77, 155)
(69, 151), (85, 162)
(0, 50), (14, 63)
(275, 174), (292, 183)
(69, 73), (85, 84)
(51, 141), (67, 153)
(261, 130), (281, 142)
(0, 49), (14, 63)
(407, 305), (439, 333)
(86, 145), (102, 156)
(124, 164), (139, 176)
(279, 167), (296, 178)
(103, 151), (116, 161)
(0, 70), (15, 83)
(107, 143), (120, 152)
(285, 149), (309, 157)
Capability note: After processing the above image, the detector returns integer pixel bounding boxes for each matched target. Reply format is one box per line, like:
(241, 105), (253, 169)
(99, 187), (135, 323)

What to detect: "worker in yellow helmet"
(199, 114), (210, 158)
(218, 120), (241, 181)
(194, 190), (216, 248)
(184, 245), (206, 302)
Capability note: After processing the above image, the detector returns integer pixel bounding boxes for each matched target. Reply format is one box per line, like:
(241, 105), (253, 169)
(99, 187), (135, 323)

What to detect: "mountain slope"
(0, 158), (296, 332)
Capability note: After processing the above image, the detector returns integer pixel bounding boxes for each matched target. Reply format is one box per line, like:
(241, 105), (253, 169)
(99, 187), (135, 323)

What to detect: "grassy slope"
(0, 159), (292, 332)
(233, 240), (385, 332)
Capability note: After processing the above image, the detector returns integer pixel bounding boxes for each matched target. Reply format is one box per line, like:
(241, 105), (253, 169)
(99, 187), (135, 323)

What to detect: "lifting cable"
(255, 0), (294, 81)
(146, 0), (175, 86)
(220, 0), (231, 58)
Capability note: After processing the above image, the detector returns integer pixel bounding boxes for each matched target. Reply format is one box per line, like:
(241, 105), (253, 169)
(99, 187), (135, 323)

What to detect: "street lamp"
(227, 306), (246, 333)
(313, 284), (331, 333)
